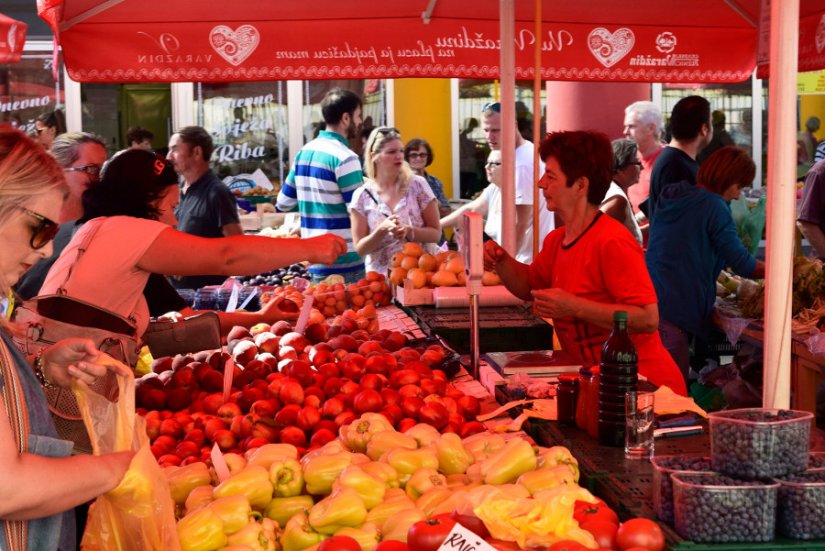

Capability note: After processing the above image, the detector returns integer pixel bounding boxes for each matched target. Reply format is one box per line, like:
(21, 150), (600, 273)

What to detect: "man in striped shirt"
(277, 88), (366, 282)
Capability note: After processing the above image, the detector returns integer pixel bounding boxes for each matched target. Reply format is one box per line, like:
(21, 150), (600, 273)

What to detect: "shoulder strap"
(0, 340), (29, 550)
(57, 218), (105, 294)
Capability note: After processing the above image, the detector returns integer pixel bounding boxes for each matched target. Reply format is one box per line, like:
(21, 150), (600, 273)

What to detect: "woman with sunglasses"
(349, 127), (442, 275)
(32, 109), (66, 151)
(39, 149), (346, 341)
(0, 125), (135, 550)
(600, 139), (643, 245)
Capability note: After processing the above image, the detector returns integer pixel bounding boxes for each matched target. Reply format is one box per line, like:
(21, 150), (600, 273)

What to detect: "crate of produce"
(672, 473), (779, 543)
(709, 409), (813, 478)
(651, 455), (713, 523)
(778, 471), (825, 540)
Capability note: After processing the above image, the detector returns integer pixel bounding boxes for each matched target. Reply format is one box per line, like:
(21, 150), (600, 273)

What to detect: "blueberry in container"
(709, 408), (813, 478)
(672, 472), (778, 543)
(777, 470), (825, 539)
(809, 451), (825, 470)
(651, 455), (712, 524)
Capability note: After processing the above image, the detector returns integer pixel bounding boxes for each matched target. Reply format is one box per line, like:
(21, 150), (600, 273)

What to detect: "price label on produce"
(223, 356), (236, 404)
(437, 523), (496, 551)
(294, 294), (314, 334)
(211, 443), (231, 483)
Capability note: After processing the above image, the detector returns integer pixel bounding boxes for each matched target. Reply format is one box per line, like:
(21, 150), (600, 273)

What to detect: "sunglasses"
(486, 161), (502, 167)
(375, 127), (400, 137)
(64, 164), (102, 179)
(482, 102), (501, 113)
(407, 152), (428, 159)
(18, 207), (59, 249)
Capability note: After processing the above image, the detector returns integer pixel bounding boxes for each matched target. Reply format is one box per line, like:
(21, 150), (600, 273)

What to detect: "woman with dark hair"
(601, 139), (643, 245)
(33, 110), (66, 150)
(40, 149), (346, 340)
(404, 138), (451, 218)
(646, 146), (764, 382)
(484, 130), (686, 395)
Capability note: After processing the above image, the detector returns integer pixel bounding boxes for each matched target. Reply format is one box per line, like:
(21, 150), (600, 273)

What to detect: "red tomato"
(581, 519), (618, 549)
(450, 511), (490, 539)
(318, 535), (361, 551)
(548, 541), (587, 551)
(375, 542), (410, 551)
(407, 517), (457, 551)
(616, 518), (665, 551)
(573, 499), (620, 526)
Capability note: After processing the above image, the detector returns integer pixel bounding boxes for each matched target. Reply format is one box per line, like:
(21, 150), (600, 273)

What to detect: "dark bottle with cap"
(556, 373), (579, 426)
(598, 310), (638, 447)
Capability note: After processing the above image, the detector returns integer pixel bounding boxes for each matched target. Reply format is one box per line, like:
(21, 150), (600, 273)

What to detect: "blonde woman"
(0, 125), (134, 550)
(349, 127), (441, 274)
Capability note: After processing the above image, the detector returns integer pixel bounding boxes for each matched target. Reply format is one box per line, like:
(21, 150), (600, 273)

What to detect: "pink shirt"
(40, 216), (169, 337)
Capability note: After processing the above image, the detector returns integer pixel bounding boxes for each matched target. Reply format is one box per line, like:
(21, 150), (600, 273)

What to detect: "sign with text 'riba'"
(58, 18), (755, 83)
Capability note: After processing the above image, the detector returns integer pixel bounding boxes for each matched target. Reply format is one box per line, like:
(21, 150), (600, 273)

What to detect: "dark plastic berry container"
(651, 455), (712, 523)
(709, 408), (813, 478)
(672, 472), (778, 543)
(777, 470), (825, 539)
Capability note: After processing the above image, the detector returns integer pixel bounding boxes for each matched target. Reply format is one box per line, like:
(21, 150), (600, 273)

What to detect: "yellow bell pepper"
(269, 459), (304, 497)
(405, 468), (448, 500)
(247, 443), (299, 470)
(365, 430), (418, 461)
(225, 520), (276, 551)
(224, 453), (248, 475)
(380, 507), (425, 542)
(185, 485), (215, 515)
(360, 461), (401, 489)
(415, 487), (454, 517)
(517, 465), (578, 496)
(403, 423), (441, 448)
(364, 493), (416, 527)
(465, 463), (484, 483)
(536, 446), (580, 482)
(307, 487), (368, 535)
(335, 522), (380, 551)
(207, 494), (254, 535)
(299, 440), (346, 466)
(462, 432), (506, 463)
(436, 433), (475, 475)
(333, 465), (386, 510)
(302, 451), (355, 496)
(177, 506), (227, 551)
(213, 466), (274, 511)
(168, 462), (213, 506)
(479, 438), (537, 485)
(340, 413), (394, 453)
(281, 511), (326, 551)
(264, 495), (315, 528)
(382, 448), (438, 485)
(445, 473), (470, 489)
(430, 488), (471, 516)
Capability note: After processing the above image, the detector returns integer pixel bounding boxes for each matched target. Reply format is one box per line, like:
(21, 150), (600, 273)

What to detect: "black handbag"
(143, 312), (222, 358)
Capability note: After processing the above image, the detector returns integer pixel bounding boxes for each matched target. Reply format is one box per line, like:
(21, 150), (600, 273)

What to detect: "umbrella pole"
(499, 0), (516, 257)
(763, 0), (798, 409)
(532, 0), (542, 260)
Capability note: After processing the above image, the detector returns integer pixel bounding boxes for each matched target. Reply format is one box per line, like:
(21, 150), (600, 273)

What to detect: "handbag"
(143, 311), (222, 358)
(11, 219), (141, 453)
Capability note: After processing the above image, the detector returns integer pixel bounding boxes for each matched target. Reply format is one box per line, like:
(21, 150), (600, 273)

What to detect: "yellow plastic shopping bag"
(75, 355), (180, 551)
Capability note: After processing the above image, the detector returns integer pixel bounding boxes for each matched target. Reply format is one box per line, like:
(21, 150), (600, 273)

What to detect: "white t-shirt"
(40, 216), (169, 337)
(603, 182), (643, 245)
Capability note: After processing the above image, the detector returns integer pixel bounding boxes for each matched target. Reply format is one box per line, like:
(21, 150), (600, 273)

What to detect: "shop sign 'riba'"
(56, 16), (756, 83)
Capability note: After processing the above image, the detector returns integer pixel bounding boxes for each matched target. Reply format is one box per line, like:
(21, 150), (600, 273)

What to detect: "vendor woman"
(484, 130), (687, 395)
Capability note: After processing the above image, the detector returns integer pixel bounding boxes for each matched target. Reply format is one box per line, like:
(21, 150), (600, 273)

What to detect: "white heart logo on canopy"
(209, 25), (260, 66)
(816, 14), (825, 54)
(588, 27), (635, 68)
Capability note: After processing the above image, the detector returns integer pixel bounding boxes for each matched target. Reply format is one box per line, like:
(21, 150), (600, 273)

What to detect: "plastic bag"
(730, 195), (766, 255)
(75, 355), (180, 551)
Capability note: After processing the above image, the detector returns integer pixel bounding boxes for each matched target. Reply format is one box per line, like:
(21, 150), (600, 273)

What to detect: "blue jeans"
(659, 318), (691, 385)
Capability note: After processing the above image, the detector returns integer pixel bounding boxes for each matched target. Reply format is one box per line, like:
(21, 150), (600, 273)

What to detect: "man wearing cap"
(276, 87), (366, 283)
(167, 125), (242, 289)
(442, 101), (552, 263)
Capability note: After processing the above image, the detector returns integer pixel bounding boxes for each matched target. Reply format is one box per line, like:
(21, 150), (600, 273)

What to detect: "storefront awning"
(0, 12), (27, 64)
(35, 0), (773, 83)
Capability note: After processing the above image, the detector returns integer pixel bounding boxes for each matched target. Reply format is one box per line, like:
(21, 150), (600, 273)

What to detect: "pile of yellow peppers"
(168, 412), (598, 551)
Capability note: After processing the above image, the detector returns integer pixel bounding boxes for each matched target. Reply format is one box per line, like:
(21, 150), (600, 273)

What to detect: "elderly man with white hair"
(623, 101), (664, 225)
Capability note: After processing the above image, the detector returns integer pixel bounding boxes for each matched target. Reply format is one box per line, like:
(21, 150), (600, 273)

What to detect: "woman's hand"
(39, 339), (127, 388)
(260, 294), (300, 322)
(305, 234), (348, 265)
(376, 215), (400, 238)
(531, 288), (579, 319)
(483, 240), (508, 271)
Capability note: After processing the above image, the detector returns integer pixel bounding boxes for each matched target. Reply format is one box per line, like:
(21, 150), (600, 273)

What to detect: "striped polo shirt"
(276, 130), (365, 278)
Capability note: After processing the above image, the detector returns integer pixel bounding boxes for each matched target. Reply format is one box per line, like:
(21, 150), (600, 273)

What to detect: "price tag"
(211, 443), (231, 483)
(437, 523), (497, 551)
(223, 356), (236, 404)
(294, 294), (314, 334)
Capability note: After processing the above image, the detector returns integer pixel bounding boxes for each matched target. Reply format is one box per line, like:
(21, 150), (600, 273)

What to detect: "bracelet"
(33, 352), (57, 389)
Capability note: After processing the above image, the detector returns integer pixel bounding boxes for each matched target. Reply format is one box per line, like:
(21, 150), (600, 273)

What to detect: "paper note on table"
(437, 523), (497, 550)
(249, 168), (274, 191)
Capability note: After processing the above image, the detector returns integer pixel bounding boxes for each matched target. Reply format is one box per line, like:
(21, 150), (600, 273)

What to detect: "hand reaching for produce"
(531, 288), (579, 319)
(260, 294), (300, 322)
(306, 234), (348, 265)
(40, 338), (130, 388)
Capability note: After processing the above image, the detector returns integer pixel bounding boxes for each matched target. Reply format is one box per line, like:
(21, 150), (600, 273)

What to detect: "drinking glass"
(625, 390), (655, 459)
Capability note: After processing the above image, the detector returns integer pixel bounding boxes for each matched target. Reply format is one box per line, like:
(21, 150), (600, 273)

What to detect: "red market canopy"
(32, 0), (780, 83)
(0, 12), (27, 64)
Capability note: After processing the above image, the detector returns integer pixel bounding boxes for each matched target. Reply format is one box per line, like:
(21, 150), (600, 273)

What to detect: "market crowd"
(0, 88), (767, 548)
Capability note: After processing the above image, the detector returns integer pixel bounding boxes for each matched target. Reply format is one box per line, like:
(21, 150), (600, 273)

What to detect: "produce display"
(650, 455), (712, 523)
(388, 243), (501, 289)
(235, 263), (310, 287)
(672, 473), (778, 543)
(708, 409), (812, 478)
(777, 470), (825, 539)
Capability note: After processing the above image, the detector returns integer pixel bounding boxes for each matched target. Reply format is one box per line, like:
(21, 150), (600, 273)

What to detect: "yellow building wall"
(393, 79), (454, 197)
(799, 93), (825, 142)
